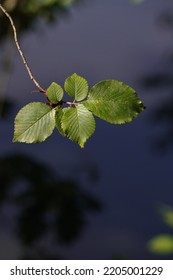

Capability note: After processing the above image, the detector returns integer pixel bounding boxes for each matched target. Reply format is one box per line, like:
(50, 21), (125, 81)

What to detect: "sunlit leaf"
(64, 73), (88, 101)
(148, 234), (173, 255)
(47, 82), (63, 104)
(13, 102), (55, 143)
(83, 80), (145, 124)
(61, 104), (95, 147)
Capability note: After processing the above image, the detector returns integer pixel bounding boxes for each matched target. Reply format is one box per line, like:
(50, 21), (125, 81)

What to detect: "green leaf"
(13, 102), (55, 143)
(61, 104), (95, 148)
(83, 80), (145, 124)
(46, 82), (63, 104)
(55, 108), (66, 136)
(148, 235), (173, 255)
(64, 73), (88, 101)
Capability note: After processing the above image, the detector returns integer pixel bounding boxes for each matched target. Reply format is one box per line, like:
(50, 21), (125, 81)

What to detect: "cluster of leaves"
(13, 73), (145, 148)
(148, 205), (173, 255)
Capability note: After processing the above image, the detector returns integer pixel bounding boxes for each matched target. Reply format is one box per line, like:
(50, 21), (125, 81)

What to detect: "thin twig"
(0, 4), (46, 93)
(65, 101), (80, 106)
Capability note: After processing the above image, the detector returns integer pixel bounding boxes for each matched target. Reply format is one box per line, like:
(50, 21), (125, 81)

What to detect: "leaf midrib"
(18, 108), (53, 137)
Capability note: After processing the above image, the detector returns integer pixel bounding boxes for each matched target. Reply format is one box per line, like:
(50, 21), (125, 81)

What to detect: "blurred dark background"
(1, 0), (173, 259)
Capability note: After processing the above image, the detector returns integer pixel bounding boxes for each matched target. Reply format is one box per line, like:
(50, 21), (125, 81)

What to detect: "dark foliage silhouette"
(0, 154), (101, 259)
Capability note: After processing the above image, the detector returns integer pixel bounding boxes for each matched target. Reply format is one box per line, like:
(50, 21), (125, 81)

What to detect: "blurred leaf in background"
(129, 0), (145, 4)
(0, 0), (80, 38)
(148, 234), (173, 255)
(160, 204), (173, 228)
(148, 205), (173, 255)
(0, 153), (101, 259)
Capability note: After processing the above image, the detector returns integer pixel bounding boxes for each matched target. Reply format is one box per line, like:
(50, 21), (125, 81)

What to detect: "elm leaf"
(46, 82), (63, 104)
(55, 108), (66, 136)
(13, 102), (55, 143)
(61, 104), (95, 147)
(64, 73), (88, 101)
(83, 80), (145, 124)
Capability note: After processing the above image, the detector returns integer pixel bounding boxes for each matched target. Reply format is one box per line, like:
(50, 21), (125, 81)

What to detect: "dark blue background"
(1, 0), (173, 259)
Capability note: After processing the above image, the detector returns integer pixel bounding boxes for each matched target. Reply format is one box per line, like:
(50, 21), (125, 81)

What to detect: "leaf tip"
(12, 137), (17, 143)
(79, 143), (85, 148)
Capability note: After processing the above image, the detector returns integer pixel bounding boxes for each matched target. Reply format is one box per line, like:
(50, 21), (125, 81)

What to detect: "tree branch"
(0, 4), (46, 93)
